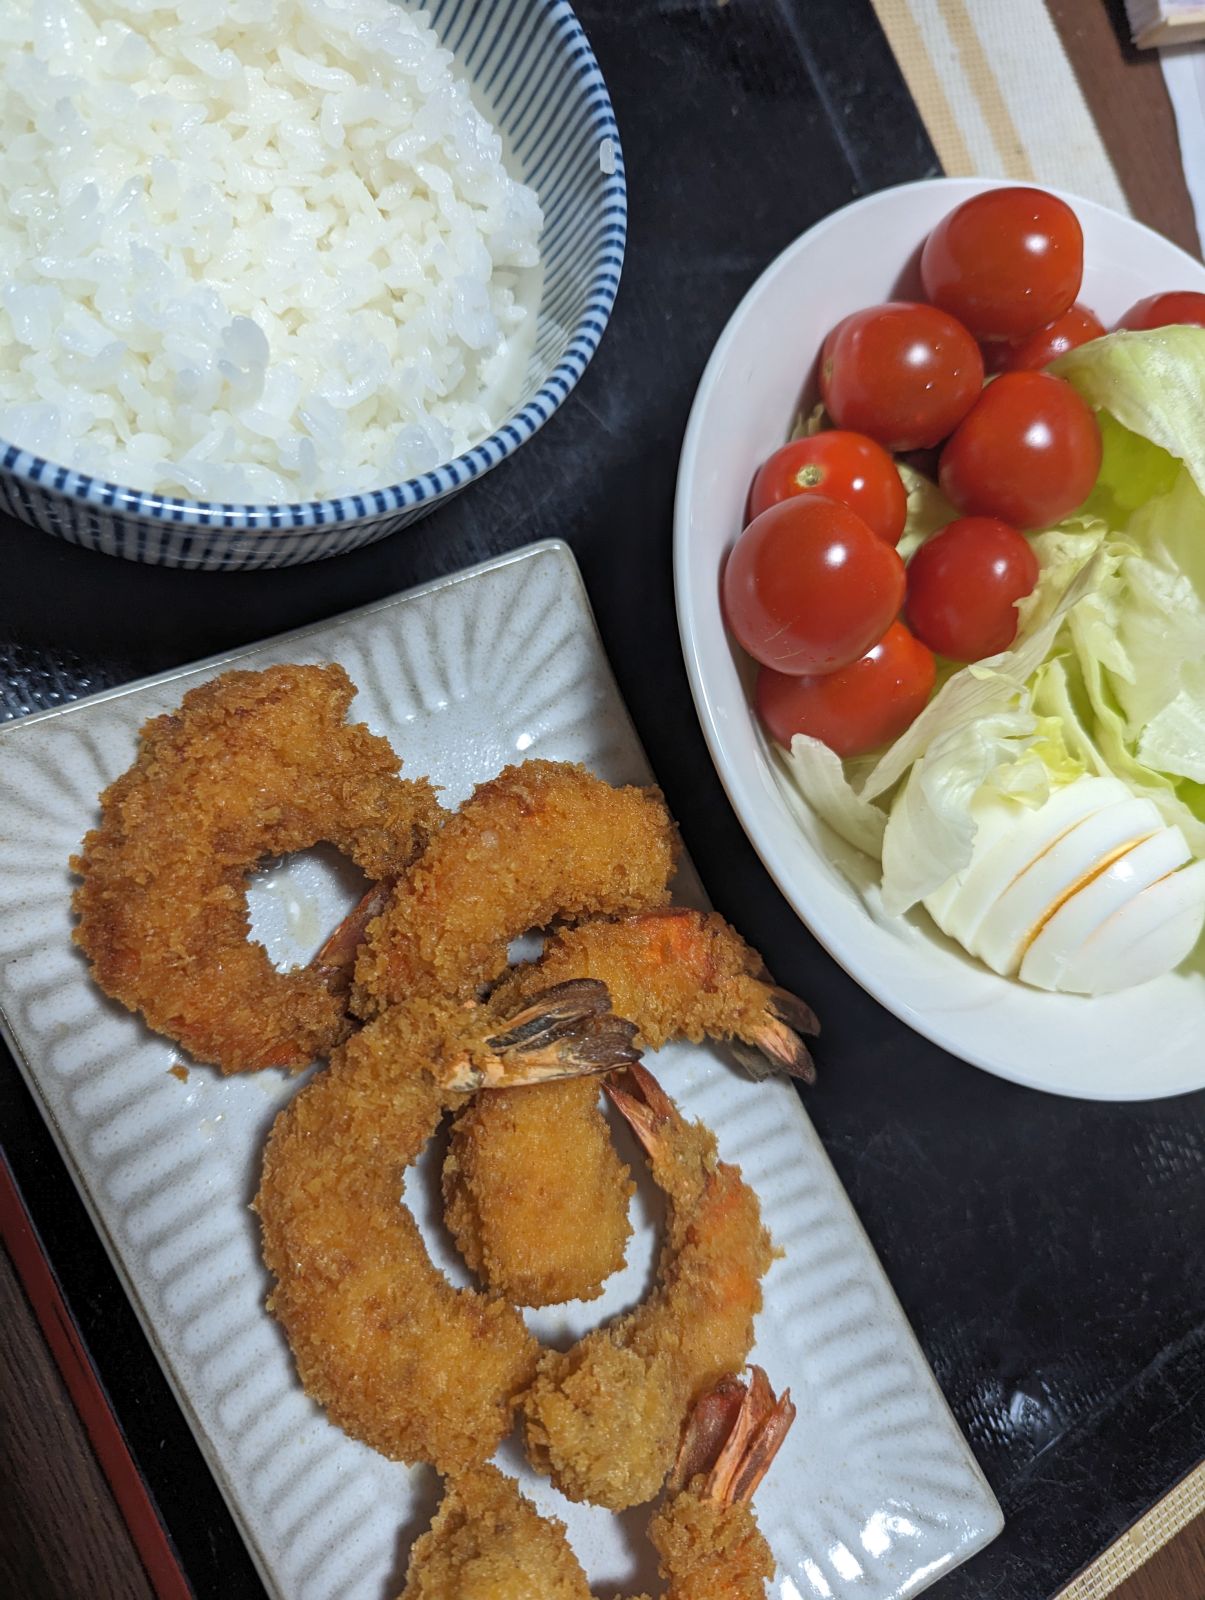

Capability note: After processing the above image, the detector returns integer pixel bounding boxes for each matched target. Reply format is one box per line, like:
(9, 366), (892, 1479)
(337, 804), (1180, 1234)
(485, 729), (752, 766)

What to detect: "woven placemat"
(871, 0), (1128, 210)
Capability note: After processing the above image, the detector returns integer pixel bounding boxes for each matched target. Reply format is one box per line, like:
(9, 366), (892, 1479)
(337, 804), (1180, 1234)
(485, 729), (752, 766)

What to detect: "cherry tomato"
(748, 432), (906, 544)
(722, 496), (906, 675)
(921, 187), (1083, 341)
(820, 302), (984, 452)
(757, 623), (936, 758)
(1116, 291), (1205, 331)
(905, 518), (1039, 662)
(980, 339), (1013, 376)
(1000, 303), (1105, 371)
(938, 371), (1101, 530)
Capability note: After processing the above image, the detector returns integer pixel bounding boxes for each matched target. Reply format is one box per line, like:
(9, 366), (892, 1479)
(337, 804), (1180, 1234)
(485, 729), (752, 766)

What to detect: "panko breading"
(523, 1066), (775, 1511)
(255, 980), (640, 1472)
(443, 1077), (635, 1305)
(445, 910), (816, 1307)
(491, 909), (818, 1068)
(351, 760), (678, 1017)
(71, 663), (440, 1073)
(399, 1465), (590, 1600)
(400, 1370), (793, 1600)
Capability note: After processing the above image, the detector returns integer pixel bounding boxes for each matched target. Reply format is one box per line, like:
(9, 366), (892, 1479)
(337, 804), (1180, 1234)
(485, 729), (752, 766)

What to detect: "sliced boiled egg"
(1055, 859), (1205, 995)
(972, 796), (1167, 976)
(922, 772), (1205, 994)
(1020, 826), (1192, 990)
(924, 775), (1133, 952)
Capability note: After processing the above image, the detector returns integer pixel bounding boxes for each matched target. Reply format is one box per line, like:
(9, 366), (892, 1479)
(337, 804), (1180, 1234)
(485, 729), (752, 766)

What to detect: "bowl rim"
(1, 0), (626, 534)
(674, 175), (1205, 1100)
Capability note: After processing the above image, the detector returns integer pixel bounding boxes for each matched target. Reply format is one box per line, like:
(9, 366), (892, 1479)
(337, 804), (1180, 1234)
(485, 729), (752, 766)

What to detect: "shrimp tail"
(603, 1061), (679, 1154)
(670, 1366), (796, 1505)
(728, 986), (819, 1084)
(665, 1376), (748, 1495)
(442, 980), (642, 1091)
(310, 877), (398, 995)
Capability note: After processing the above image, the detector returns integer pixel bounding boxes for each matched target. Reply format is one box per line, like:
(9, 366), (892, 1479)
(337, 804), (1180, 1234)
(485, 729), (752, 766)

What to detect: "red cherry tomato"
(748, 432), (906, 545)
(722, 496), (906, 675)
(905, 518), (1039, 662)
(1000, 303), (1105, 371)
(820, 302), (984, 452)
(921, 187), (1083, 341)
(757, 623), (936, 758)
(938, 371), (1101, 530)
(980, 339), (1013, 376)
(1116, 291), (1205, 331)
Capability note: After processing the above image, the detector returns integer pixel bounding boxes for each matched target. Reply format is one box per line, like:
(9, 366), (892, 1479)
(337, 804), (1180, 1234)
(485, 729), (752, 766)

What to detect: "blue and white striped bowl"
(0, 1), (625, 571)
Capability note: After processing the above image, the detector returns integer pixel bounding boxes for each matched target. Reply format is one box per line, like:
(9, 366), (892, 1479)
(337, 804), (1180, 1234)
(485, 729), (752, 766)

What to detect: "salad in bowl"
(675, 178), (1205, 1098)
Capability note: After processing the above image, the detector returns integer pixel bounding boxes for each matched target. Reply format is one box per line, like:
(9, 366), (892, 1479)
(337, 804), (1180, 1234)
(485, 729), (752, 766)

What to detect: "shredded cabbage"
(780, 326), (1205, 905)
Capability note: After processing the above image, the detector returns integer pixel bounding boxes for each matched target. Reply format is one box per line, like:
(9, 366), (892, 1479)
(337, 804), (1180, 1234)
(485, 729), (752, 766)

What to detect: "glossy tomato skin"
(938, 371), (1101, 530)
(748, 432), (906, 545)
(820, 302), (984, 452)
(757, 623), (936, 758)
(1117, 291), (1205, 331)
(920, 187), (1083, 340)
(722, 496), (906, 676)
(1001, 303), (1105, 371)
(905, 517), (1039, 662)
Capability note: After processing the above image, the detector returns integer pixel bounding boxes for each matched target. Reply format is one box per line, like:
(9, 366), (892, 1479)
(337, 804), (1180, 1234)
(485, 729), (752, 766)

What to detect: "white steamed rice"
(0, 0), (544, 502)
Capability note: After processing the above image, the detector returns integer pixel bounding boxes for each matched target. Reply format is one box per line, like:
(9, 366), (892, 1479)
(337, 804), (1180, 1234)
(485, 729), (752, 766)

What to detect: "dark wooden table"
(1, 3), (1202, 1598)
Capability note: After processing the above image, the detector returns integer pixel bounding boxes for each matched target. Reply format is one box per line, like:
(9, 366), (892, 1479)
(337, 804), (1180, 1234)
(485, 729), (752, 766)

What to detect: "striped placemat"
(867, 19), (1201, 1597)
(871, 0), (1128, 210)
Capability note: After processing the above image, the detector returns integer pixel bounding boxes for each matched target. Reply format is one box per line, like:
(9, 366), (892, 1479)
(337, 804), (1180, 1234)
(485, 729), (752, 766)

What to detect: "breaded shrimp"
(350, 761), (678, 1018)
(398, 1464), (589, 1600)
(255, 979), (639, 1472)
(442, 1075), (636, 1306)
(444, 910), (816, 1306)
(71, 664), (440, 1073)
(522, 1065), (775, 1510)
(493, 909), (819, 1072)
(643, 1365), (795, 1600)
(399, 1368), (795, 1600)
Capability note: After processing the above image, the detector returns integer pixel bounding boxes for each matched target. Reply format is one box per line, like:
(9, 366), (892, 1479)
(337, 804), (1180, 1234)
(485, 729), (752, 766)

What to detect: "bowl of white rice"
(0, 0), (625, 569)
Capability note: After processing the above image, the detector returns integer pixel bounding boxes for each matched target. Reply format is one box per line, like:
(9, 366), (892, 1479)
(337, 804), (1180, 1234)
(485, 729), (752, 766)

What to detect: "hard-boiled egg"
(1020, 826), (1193, 990)
(1055, 859), (1205, 995)
(924, 775), (1133, 952)
(973, 797), (1167, 976)
(923, 771), (1205, 993)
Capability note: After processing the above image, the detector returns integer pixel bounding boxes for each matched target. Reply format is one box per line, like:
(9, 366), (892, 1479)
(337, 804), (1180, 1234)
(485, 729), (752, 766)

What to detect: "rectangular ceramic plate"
(0, 541), (1001, 1600)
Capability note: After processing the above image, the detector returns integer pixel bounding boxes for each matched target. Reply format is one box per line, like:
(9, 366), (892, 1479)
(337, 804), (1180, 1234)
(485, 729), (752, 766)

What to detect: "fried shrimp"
(522, 1064), (775, 1510)
(399, 1367), (795, 1600)
(494, 908), (819, 1073)
(350, 760), (679, 1018)
(399, 1465), (587, 1600)
(640, 1365), (795, 1600)
(71, 663), (440, 1073)
(444, 910), (817, 1306)
(255, 979), (640, 1472)
(443, 1074), (637, 1306)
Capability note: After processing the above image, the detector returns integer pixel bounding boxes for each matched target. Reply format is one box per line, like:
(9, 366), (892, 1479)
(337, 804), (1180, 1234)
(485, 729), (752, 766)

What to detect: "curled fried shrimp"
(350, 761), (678, 1018)
(494, 908), (818, 1070)
(444, 910), (817, 1306)
(399, 1368), (795, 1600)
(71, 664), (440, 1073)
(522, 1064), (775, 1510)
(255, 979), (639, 1472)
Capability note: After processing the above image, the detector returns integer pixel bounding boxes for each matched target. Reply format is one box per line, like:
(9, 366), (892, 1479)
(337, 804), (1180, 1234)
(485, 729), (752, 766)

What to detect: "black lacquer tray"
(0, 4), (1201, 1597)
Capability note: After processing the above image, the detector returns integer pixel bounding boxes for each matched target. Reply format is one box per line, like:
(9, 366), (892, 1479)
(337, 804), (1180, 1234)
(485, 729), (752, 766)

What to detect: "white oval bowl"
(674, 176), (1205, 1101)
